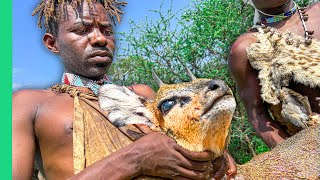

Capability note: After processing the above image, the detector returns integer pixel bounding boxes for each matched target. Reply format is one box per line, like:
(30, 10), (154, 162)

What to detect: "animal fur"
(235, 124), (320, 180)
(98, 84), (154, 127)
(99, 79), (236, 157)
(98, 78), (320, 179)
(247, 27), (320, 105)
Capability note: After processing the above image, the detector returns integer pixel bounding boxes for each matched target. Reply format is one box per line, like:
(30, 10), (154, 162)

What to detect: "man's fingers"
(173, 166), (211, 180)
(211, 155), (224, 173)
(176, 146), (213, 161)
(224, 151), (237, 178)
(179, 158), (212, 172)
(134, 124), (154, 134)
(212, 155), (228, 180)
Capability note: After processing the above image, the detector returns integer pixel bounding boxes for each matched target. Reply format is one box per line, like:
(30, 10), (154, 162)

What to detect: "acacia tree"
(110, 0), (261, 164)
(110, 0), (311, 164)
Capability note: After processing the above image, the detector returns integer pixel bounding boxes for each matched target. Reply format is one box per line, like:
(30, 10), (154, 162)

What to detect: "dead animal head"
(147, 78), (236, 157)
(99, 73), (236, 158)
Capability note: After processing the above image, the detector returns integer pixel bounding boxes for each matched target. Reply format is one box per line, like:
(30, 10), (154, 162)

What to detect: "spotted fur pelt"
(247, 27), (320, 105)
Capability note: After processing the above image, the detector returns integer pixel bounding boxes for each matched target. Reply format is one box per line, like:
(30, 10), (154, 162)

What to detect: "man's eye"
(103, 30), (114, 36)
(160, 99), (176, 114)
(74, 27), (90, 35)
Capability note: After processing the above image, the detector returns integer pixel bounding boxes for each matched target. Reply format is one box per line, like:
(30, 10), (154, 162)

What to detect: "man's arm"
(68, 84), (213, 179)
(228, 34), (290, 148)
(69, 132), (215, 179)
(12, 89), (214, 180)
(12, 90), (40, 180)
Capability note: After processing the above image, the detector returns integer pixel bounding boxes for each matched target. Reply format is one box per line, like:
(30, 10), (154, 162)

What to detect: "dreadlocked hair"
(32, 0), (127, 35)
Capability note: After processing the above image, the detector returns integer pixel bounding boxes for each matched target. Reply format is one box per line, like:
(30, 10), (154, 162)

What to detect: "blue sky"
(13, 0), (190, 91)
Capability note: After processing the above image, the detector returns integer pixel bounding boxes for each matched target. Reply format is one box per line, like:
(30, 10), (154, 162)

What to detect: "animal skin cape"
(51, 84), (145, 174)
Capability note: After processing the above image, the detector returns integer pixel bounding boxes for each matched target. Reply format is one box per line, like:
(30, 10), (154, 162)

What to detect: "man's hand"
(134, 124), (237, 179)
(133, 132), (214, 179)
(211, 150), (237, 180)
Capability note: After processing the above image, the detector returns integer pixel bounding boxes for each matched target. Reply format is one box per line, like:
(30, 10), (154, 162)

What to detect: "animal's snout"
(208, 80), (229, 92)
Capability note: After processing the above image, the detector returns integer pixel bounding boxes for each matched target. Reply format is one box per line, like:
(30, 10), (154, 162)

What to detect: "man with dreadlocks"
(229, 0), (320, 148)
(12, 0), (234, 179)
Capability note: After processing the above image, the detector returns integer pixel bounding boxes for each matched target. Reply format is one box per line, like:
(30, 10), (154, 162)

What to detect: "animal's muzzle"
(208, 80), (230, 93)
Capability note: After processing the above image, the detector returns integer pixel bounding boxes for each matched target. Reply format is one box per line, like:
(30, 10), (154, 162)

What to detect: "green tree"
(110, 0), (311, 164)
(110, 0), (261, 164)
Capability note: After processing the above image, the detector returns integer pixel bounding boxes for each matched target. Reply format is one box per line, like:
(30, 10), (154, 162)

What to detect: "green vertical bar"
(0, 0), (12, 178)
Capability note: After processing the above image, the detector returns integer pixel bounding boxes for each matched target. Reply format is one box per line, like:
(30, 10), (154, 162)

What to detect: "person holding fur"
(229, 0), (320, 148)
(12, 0), (236, 179)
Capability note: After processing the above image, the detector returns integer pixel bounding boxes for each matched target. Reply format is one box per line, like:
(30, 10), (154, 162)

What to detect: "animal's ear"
(43, 33), (59, 54)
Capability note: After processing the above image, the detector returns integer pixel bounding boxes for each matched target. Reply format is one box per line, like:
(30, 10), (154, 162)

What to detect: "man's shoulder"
(128, 84), (156, 100)
(13, 88), (53, 98)
(306, 2), (320, 18)
(130, 84), (152, 90)
(230, 32), (257, 55)
(309, 2), (320, 10)
(13, 88), (64, 105)
(228, 32), (257, 66)
(12, 89), (61, 122)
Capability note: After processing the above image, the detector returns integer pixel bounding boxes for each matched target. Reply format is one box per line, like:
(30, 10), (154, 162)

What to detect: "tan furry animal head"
(247, 27), (320, 105)
(146, 79), (236, 156)
(99, 78), (236, 158)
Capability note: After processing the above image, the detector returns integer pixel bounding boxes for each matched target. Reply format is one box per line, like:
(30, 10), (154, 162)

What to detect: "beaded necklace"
(258, 1), (297, 24)
(296, 5), (314, 45)
(62, 72), (112, 96)
(257, 1), (313, 45)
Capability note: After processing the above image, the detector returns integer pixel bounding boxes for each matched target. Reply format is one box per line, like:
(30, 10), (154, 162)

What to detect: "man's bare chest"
(34, 95), (74, 147)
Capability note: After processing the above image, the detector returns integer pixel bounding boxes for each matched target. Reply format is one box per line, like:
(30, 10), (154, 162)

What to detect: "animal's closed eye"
(160, 99), (176, 114)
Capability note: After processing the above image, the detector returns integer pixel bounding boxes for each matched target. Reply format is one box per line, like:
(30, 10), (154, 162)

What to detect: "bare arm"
(128, 84), (156, 100)
(228, 34), (289, 148)
(69, 132), (214, 179)
(12, 86), (227, 179)
(12, 90), (39, 180)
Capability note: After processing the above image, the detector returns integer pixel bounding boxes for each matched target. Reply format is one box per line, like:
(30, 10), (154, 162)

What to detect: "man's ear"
(43, 33), (59, 54)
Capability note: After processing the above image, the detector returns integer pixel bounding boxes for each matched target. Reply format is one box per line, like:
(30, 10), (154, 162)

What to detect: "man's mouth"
(88, 51), (113, 62)
(90, 50), (113, 58)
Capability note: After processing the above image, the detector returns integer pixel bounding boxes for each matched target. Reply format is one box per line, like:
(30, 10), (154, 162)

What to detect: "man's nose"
(89, 28), (108, 47)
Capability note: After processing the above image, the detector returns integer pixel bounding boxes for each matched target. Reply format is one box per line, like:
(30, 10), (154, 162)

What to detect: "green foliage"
(111, 0), (254, 88)
(228, 111), (270, 164)
(110, 0), (271, 164)
(296, 0), (315, 7)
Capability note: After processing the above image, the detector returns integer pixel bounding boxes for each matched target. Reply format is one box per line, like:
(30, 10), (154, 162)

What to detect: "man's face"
(55, 2), (115, 80)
